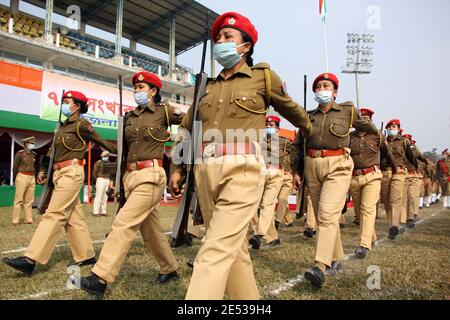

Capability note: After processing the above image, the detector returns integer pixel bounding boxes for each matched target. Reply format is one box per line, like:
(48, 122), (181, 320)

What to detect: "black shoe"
(399, 224), (407, 234)
(267, 239), (281, 247)
(354, 246), (369, 259)
(68, 257), (97, 268)
(340, 223), (345, 229)
(304, 266), (325, 289)
(406, 219), (416, 229)
(186, 258), (194, 269)
(155, 271), (179, 284)
(304, 228), (315, 239)
(2, 257), (35, 275)
(353, 220), (360, 226)
(286, 223), (294, 228)
(275, 221), (280, 231)
(80, 274), (107, 297)
(296, 211), (304, 220)
(388, 226), (399, 240)
(249, 235), (262, 250)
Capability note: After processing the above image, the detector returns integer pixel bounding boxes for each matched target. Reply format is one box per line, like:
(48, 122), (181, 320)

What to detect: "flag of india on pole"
(319, 0), (327, 22)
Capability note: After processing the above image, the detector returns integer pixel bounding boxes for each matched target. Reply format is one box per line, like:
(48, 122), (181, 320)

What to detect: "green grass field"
(0, 203), (449, 300)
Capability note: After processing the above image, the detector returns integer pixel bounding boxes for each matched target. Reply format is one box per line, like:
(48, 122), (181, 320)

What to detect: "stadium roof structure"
(24, 0), (219, 55)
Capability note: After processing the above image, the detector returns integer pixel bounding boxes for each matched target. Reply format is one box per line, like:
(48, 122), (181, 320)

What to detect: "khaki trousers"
(25, 164), (94, 264)
(93, 177), (110, 215)
(440, 178), (449, 196)
(12, 173), (35, 224)
(92, 165), (177, 283)
(402, 173), (422, 222)
(349, 170), (382, 250)
(251, 168), (283, 242)
(421, 178), (432, 197)
(380, 170), (406, 228)
(276, 172), (294, 225)
(186, 154), (265, 300)
(304, 192), (317, 230)
(306, 154), (353, 267)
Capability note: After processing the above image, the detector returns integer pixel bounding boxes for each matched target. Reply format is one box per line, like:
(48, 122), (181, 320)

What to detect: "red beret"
(443, 149), (449, 155)
(312, 73), (339, 92)
(411, 140), (416, 145)
(360, 108), (374, 117)
(402, 134), (412, 140)
(211, 12), (258, 45)
(386, 119), (401, 129)
(266, 115), (281, 123)
(63, 91), (87, 104)
(132, 71), (162, 90)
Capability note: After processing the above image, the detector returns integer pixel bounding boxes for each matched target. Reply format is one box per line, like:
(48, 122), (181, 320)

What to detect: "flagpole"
(322, 19), (329, 73)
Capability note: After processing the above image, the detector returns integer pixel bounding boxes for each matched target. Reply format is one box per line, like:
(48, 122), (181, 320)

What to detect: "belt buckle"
(314, 150), (322, 158)
(204, 144), (216, 158)
(129, 163), (137, 171)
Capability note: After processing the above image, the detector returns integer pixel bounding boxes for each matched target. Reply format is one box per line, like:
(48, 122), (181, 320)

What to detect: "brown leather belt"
(202, 143), (256, 158)
(408, 170), (418, 175)
(308, 148), (346, 158)
(127, 159), (163, 172)
(19, 171), (34, 176)
(53, 159), (85, 171)
(353, 166), (378, 176)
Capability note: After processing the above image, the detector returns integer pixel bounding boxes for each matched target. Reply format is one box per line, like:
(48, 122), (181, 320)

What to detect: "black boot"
(354, 246), (369, 259)
(267, 239), (281, 247)
(304, 266), (325, 289)
(406, 219), (416, 229)
(249, 235), (262, 250)
(186, 258), (194, 269)
(388, 226), (399, 240)
(2, 256), (35, 275)
(68, 257), (97, 267)
(79, 274), (107, 297)
(304, 228), (315, 238)
(155, 271), (179, 284)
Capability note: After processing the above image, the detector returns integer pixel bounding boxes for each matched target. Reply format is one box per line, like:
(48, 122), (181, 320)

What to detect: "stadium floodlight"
(342, 32), (375, 108)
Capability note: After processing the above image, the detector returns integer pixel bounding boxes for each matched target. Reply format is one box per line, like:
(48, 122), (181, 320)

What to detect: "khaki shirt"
(41, 117), (117, 172)
(306, 101), (378, 150)
(406, 147), (428, 171)
(437, 158), (450, 179)
(350, 130), (394, 170)
(93, 160), (110, 179)
(418, 160), (432, 178)
(13, 149), (36, 177)
(382, 135), (415, 170)
(263, 135), (292, 172)
(125, 101), (183, 163)
(172, 63), (311, 173)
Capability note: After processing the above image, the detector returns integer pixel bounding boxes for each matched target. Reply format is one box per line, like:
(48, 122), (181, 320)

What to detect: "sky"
(175, 0), (450, 153)
(2, 0), (448, 152)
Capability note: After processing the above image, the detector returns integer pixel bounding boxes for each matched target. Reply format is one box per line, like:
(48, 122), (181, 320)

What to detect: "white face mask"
(102, 157), (109, 162)
(27, 143), (36, 150)
(315, 90), (334, 105)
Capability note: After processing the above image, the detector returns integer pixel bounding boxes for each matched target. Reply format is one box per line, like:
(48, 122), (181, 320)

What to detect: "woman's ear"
(149, 87), (158, 98)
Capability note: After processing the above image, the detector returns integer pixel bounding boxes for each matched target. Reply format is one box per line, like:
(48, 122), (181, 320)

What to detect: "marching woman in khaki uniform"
(170, 12), (311, 300)
(380, 119), (415, 240)
(349, 108), (394, 259)
(92, 151), (112, 216)
(298, 73), (378, 288)
(249, 116), (284, 249)
(2, 91), (116, 275)
(437, 149), (450, 208)
(79, 72), (183, 297)
(419, 159), (433, 208)
(12, 136), (36, 225)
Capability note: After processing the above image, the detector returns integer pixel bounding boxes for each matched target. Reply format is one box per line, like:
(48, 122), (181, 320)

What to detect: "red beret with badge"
(312, 73), (339, 92)
(402, 134), (412, 140)
(360, 108), (374, 118)
(411, 140), (416, 145)
(63, 91), (88, 104)
(211, 12), (258, 45)
(132, 71), (163, 90)
(442, 148), (449, 155)
(386, 119), (401, 129)
(266, 115), (281, 124)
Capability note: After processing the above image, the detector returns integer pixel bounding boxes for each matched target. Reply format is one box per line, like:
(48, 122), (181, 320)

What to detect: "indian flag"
(319, 0), (327, 22)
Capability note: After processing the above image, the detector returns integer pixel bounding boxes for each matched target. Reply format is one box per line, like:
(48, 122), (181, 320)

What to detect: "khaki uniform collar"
(133, 102), (156, 115)
(311, 101), (341, 115)
(217, 63), (253, 80)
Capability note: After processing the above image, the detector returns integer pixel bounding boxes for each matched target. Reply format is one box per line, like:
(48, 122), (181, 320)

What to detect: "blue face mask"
(102, 157), (109, 162)
(134, 91), (150, 106)
(387, 129), (398, 137)
(27, 143), (36, 150)
(213, 42), (246, 69)
(315, 90), (334, 105)
(265, 127), (277, 136)
(61, 103), (73, 117)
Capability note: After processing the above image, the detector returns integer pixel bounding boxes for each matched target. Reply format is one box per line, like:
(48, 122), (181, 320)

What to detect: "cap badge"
(138, 74), (144, 81)
(67, 93), (72, 97)
(228, 18), (236, 25)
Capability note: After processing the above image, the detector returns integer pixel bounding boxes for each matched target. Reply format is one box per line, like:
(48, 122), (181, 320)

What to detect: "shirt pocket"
(229, 90), (265, 118)
(124, 119), (137, 142)
(198, 92), (215, 122)
(367, 143), (378, 153)
(61, 131), (85, 151)
(329, 116), (351, 137)
(143, 125), (171, 142)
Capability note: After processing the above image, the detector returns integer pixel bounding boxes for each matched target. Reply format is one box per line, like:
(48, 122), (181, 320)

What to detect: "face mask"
(61, 103), (73, 117)
(102, 157), (109, 162)
(213, 42), (246, 69)
(387, 129), (398, 137)
(265, 127), (277, 136)
(27, 143), (35, 150)
(315, 90), (334, 105)
(134, 91), (150, 106)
